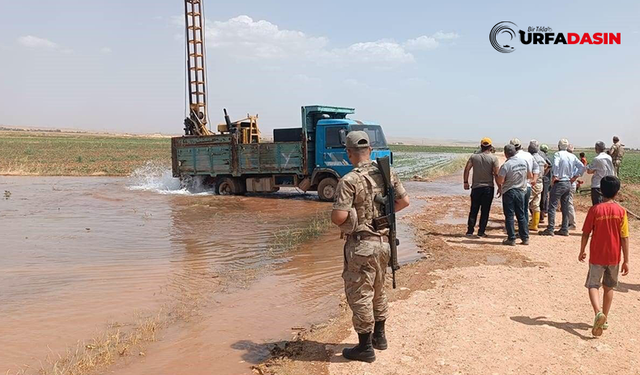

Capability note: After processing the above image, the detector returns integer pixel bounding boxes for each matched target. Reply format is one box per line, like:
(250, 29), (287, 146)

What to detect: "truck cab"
(301, 106), (392, 201)
(316, 120), (391, 176)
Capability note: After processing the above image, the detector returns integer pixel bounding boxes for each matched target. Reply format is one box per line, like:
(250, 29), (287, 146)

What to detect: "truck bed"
(172, 135), (306, 178)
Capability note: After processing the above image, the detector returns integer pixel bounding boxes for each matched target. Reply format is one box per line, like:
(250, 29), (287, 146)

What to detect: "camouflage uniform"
(333, 160), (407, 334)
(609, 142), (624, 177)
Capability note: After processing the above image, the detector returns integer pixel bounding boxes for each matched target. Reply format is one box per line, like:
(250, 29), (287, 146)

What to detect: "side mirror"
(339, 129), (347, 146)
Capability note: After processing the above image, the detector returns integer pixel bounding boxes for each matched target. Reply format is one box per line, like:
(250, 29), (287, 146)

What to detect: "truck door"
(319, 125), (351, 177)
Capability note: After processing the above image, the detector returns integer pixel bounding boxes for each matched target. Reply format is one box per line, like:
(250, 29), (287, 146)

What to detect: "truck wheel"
(216, 177), (236, 195)
(317, 177), (338, 202)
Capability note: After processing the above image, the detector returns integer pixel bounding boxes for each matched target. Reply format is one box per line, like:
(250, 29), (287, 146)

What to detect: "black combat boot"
(372, 320), (387, 350)
(342, 332), (375, 363)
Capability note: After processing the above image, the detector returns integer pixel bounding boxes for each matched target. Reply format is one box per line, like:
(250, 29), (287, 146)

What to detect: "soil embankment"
(255, 173), (640, 375)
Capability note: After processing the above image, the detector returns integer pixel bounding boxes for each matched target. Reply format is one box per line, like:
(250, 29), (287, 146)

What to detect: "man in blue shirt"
(540, 139), (586, 236)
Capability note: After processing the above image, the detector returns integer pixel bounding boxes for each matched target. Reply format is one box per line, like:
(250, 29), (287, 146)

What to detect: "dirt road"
(257, 179), (640, 375)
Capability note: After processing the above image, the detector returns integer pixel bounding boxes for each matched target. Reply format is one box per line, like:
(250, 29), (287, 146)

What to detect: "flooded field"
(393, 152), (465, 180)
(0, 163), (464, 374)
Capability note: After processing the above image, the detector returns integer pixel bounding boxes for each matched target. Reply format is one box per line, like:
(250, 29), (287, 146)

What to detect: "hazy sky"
(1, 0), (638, 147)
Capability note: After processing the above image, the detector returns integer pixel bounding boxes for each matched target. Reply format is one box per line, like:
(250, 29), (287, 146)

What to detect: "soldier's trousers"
(342, 236), (390, 334)
(614, 159), (622, 177)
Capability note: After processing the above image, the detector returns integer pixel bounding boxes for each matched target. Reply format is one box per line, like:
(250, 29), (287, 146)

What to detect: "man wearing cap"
(528, 140), (550, 231)
(609, 136), (625, 177)
(331, 131), (410, 363)
(496, 144), (531, 246)
(587, 141), (615, 205)
(540, 139), (586, 236)
(463, 137), (500, 237)
(539, 144), (552, 223)
(511, 138), (540, 225)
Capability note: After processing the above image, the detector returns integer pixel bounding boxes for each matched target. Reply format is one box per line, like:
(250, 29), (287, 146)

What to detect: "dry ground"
(256, 189), (640, 375)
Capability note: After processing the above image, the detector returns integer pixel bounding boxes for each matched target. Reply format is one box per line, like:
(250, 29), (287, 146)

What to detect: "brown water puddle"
(0, 174), (464, 375)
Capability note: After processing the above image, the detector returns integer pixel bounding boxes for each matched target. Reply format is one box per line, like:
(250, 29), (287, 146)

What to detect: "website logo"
(489, 21), (518, 53)
(489, 21), (621, 53)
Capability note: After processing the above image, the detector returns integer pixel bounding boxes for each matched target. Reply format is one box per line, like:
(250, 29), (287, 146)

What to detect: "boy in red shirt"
(579, 175), (630, 337)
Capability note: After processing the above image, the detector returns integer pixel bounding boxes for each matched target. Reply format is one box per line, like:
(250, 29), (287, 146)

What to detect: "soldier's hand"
(463, 182), (470, 190)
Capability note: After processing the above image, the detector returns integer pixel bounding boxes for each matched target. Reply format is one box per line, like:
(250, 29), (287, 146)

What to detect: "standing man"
(587, 141), (615, 205)
(331, 131), (410, 363)
(511, 138), (540, 225)
(528, 140), (549, 231)
(567, 144), (579, 230)
(463, 137), (501, 237)
(609, 136), (625, 177)
(496, 144), (530, 246)
(539, 144), (552, 224)
(540, 139), (586, 236)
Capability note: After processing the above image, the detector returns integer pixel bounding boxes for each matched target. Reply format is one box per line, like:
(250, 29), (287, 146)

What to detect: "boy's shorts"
(585, 264), (619, 289)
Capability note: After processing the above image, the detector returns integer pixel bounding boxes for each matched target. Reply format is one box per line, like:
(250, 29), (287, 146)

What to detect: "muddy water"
(0, 173), (464, 374)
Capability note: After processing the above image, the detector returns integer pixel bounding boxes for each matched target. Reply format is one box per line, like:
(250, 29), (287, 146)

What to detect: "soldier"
(331, 131), (410, 363)
(609, 136), (625, 177)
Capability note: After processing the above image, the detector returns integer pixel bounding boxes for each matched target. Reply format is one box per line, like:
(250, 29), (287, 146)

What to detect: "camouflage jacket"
(333, 160), (407, 236)
(610, 142), (625, 161)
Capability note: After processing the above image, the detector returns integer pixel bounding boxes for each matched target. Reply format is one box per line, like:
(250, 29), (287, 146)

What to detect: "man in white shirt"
(540, 139), (586, 236)
(587, 141), (615, 205)
(511, 138), (539, 225)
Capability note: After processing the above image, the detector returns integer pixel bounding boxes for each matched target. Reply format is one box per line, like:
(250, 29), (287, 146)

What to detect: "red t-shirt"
(582, 201), (629, 265)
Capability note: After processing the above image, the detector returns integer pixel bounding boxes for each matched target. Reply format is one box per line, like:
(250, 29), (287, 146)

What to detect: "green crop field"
(0, 131), (171, 176)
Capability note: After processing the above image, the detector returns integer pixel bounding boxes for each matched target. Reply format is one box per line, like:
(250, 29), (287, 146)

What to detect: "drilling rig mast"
(183, 0), (212, 136)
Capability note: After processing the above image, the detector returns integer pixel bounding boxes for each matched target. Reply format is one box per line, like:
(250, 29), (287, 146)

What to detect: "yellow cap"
(481, 137), (492, 146)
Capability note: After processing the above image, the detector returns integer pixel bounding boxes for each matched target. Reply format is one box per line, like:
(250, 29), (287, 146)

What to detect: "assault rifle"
(373, 156), (400, 289)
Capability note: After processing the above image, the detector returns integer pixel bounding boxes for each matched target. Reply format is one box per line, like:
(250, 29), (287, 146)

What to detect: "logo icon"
(489, 21), (518, 53)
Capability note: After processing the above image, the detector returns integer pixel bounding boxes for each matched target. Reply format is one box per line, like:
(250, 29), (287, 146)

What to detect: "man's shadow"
(231, 339), (352, 364)
(510, 316), (594, 340)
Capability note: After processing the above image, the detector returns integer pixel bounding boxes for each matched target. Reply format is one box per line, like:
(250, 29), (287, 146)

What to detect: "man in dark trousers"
(496, 144), (531, 246)
(464, 137), (500, 237)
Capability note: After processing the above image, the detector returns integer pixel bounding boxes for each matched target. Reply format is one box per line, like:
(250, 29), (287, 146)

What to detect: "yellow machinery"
(217, 112), (261, 144)
(182, 0), (260, 144)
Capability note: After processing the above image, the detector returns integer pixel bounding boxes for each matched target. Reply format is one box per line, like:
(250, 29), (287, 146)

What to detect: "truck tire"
(216, 177), (236, 195)
(317, 177), (338, 202)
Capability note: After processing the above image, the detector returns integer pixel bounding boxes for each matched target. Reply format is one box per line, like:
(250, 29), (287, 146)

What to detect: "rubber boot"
(372, 320), (387, 350)
(529, 212), (540, 231)
(342, 332), (376, 363)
